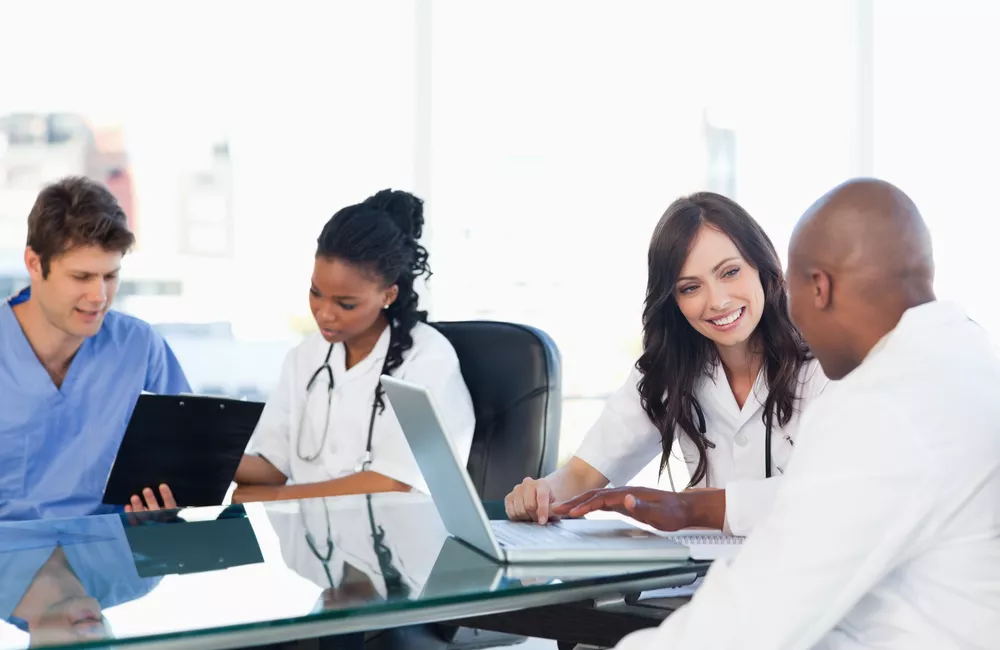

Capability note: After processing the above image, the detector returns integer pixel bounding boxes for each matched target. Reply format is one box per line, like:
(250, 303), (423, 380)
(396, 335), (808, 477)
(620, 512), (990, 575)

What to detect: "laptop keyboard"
(491, 522), (590, 547)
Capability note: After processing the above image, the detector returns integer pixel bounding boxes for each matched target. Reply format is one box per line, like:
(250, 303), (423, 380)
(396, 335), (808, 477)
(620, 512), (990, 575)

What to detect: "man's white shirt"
(617, 301), (1000, 649)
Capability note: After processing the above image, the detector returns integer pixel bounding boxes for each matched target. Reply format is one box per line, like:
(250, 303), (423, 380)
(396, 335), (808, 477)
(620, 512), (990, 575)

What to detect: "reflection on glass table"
(0, 493), (709, 650)
(0, 514), (159, 648)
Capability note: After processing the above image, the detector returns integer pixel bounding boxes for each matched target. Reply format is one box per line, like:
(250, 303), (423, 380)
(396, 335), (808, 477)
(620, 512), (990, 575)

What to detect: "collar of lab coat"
(329, 324), (393, 383)
(699, 355), (768, 430)
(861, 300), (961, 366)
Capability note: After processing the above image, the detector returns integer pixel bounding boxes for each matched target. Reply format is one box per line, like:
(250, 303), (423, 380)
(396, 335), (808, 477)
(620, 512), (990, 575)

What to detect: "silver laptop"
(419, 537), (699, 599)
(380, 375), (690, 564)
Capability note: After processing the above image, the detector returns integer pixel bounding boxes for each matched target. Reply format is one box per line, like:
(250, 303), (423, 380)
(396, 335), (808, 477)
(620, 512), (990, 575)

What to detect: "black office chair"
(428, 321), (562, 650)
(432, 320), (562, 501)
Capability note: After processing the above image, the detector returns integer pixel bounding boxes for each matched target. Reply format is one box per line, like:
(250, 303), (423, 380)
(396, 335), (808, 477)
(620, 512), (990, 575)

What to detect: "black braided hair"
(316, 189), (431, 410)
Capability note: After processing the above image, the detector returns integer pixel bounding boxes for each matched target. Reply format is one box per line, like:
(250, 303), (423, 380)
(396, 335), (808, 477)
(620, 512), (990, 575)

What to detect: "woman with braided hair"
(228, 188), (475, 504)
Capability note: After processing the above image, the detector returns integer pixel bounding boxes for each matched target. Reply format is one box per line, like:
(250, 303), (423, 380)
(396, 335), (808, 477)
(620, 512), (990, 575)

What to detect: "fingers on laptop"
(533, 481), (555, 524)
(504, 483), (526, 520)
(506, 477), (556, 523)
(521, 479), (542, 520)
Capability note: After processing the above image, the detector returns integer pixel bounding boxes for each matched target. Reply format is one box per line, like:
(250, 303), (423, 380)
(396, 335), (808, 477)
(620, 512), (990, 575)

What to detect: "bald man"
(615, 179), (1000, 650)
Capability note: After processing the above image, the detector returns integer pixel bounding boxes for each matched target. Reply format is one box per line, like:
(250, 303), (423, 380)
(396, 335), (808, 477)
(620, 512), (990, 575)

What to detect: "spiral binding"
(666, 535), (745, 545)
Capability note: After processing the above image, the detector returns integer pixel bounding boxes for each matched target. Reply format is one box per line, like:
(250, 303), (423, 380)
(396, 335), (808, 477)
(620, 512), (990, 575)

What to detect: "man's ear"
(24, 247), (43, 281)
(810, 268), (833, 310)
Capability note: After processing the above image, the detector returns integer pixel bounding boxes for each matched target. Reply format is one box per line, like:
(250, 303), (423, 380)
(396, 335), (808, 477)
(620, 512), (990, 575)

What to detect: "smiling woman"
(675, 238), (761, 346)
(639, 193), (805, 487)
(506, 192), (830, 537)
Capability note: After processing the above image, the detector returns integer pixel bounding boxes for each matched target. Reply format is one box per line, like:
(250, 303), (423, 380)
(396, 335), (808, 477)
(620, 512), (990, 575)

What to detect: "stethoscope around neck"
(673, 398), (774, 489)
(295, 327), (394, 469)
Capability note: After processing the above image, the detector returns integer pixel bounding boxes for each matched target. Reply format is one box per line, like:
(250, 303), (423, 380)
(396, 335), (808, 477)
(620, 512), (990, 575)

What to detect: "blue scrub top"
(0, 514), (159, 631)
(0, 288), (191, 521)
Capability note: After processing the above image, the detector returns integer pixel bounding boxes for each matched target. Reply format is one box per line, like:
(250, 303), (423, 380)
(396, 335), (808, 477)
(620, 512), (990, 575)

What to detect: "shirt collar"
(703, 356), (768, 423)
(333, 324), (393, 380)
(862, 300), (962, 364)
(0, 288), (40, 367)
(864, 330), (894, 363)
(899, 299), (965, 328)
(6, 286), (30, 306)
(369, 324), (393, 363)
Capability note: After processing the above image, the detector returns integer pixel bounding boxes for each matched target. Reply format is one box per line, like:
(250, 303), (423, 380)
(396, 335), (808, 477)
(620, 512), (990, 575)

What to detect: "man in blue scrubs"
(0, 177), (190, 520)
(0, 515), (159, 645)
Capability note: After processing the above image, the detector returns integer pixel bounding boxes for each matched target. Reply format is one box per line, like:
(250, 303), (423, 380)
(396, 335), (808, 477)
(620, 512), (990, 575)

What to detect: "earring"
(383, 304), (390, 310)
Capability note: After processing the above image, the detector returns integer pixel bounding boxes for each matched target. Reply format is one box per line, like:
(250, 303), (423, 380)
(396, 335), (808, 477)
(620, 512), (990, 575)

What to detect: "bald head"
(787, 178), (936, 379)
(791, 178), (934, 289)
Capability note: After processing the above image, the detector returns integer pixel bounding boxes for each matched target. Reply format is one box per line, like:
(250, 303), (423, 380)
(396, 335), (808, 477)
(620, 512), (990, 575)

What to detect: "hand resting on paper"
(551, 486), (726, 532)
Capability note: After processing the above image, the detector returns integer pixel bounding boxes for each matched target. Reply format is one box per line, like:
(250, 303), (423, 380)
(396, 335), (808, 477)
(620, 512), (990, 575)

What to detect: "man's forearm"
(681, 488), (727, 529)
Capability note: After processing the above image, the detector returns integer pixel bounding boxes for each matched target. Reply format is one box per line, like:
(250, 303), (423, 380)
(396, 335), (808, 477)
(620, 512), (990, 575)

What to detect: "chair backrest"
(431, 321), (561, 501)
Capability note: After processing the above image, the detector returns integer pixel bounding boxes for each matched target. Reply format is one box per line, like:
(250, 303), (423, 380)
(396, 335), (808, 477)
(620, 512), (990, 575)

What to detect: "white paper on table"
(579, 513), (745, 560)
(654, 529), (745, 561)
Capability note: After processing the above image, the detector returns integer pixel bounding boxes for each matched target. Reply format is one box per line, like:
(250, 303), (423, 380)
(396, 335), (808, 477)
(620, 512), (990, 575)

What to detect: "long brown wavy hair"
(637, 192), (810, 486)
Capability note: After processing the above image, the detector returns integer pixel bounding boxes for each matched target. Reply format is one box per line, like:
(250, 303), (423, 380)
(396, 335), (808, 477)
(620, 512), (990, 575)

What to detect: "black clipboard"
(123, 505), (265, 577)
(103, 394), (264, 508)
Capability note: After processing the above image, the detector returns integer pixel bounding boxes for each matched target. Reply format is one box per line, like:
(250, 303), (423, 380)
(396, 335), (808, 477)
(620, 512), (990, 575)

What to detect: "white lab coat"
(575, 357), (830, 534)
(246, 322), (475, 494)
(265, 494), (447, 601)
(616, 301), (1000, 649)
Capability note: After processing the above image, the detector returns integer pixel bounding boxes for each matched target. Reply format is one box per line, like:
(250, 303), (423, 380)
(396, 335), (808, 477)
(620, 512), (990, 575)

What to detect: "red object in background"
(89, 123), (138, 238)
(105, 167), (136, 232)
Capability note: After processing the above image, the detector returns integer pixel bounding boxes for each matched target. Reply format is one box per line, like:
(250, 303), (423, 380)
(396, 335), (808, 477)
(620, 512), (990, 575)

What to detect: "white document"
(656, 529), (744, 561)
(575, 513), (744, 560)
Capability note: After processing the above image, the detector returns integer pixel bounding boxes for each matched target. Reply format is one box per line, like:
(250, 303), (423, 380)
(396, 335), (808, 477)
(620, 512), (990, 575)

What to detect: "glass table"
(0, 493), (710, 650)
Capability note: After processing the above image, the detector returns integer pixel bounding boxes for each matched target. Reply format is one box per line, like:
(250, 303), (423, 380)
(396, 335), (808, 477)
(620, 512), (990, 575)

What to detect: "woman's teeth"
(711, 308), (743, 326)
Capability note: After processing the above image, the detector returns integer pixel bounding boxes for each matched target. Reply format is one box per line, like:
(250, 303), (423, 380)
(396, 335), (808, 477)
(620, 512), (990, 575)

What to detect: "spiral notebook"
(658, 530), (745, 560)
